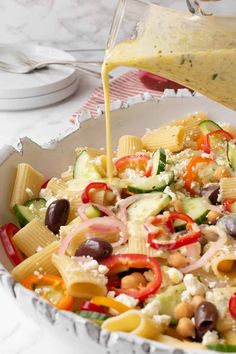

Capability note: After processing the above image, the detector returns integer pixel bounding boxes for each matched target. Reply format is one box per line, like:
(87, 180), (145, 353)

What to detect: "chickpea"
(191, 295), (205, 312)
(174, 302), (195, 319)
(173, 200), (184, 213)
(176, 317), (195, 338)
(207, 210), (223, 224)
(121, 272), (147, 290)
(168, 252), (188, 268)
(218, 259), (234, 273)
(214, 167), (231, 180)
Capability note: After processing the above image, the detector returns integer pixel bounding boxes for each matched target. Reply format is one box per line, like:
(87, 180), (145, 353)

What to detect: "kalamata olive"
(200, 184), (220, 205)
(75, 238), (113, 261)
(217, 215), (236, 239)
(45, 199), (70, 234)
(195, 301), (218, 339)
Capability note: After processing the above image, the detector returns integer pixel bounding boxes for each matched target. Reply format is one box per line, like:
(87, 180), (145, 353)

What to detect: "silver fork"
(0, 53), (104, 78)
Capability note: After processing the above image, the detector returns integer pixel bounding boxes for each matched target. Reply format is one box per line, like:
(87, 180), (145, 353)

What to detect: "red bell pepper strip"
(22, 274), (74, 311)
(80, 300), (109, 315)
(81, 182), (113, 204)
(115, 154), (152, 177)
(229, 292), (236, 320)
(223, 198), (236, 213)
(184, 155), (215, 195)
(203, 129), (233, 154)
(102, 254), (162, 301)
(0, 223), (23, 266)
(146, 212), (201, 251)
(41, 178), (51, 189)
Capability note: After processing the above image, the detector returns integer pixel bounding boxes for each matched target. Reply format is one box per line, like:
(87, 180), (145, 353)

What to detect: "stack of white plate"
(0, 44), (79, 111)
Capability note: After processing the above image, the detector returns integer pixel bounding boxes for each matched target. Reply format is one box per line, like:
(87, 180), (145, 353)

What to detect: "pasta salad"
(2, 112), (236, 352)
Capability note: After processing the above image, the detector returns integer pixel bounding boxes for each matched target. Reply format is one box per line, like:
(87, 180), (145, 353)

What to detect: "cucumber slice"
(76, 310), (111, 325)
(174, 197), (209, 230)
(127, 192), (171, 221)
(199, 120), (222, 135)
(84, 205), (101, 219)
(13, 198), (46, 227)
(207, 344), (236, 352)
(227, 140), (236, 171)
(156, 283), (185, 323)
(151, 148), (166, 175)
(127, 172), (174, 194)
(73, 149), (101, 180)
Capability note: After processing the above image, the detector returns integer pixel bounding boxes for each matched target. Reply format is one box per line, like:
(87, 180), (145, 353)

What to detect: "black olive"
(75, 238), (113, 261)
(195, 301), (218, 339)
(45, 199), (70, 234)
(200, 184), (220, 205)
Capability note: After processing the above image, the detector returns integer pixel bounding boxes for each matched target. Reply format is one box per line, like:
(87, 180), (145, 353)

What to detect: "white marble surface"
(0, 0), (235, 353)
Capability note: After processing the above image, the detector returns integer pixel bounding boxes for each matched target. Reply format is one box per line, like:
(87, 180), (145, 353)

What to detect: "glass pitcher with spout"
(103, 0), (236, 111)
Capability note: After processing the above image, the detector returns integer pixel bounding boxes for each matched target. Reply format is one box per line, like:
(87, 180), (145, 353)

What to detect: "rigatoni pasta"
(52, 254), (107, 298)
(12, 218), (57, 257)
(142, 125), (185, 152)
(117, 135), (143, 158)
(102, 309), (160, 340)
(10, 163), (44, 209)
(5, 115), (236, 350)
(12, 241), (60, 282)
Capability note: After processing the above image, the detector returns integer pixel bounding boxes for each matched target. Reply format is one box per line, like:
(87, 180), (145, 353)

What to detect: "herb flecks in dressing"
(102, 5), (236, 180)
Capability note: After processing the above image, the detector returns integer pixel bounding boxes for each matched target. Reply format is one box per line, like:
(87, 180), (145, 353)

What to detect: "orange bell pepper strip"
(91, 296), (130, 314)
(115, 154), (152, 177)
(184, 155), (215, 195)
(196, 134), (205, 150)
(22, 274), (74, 311)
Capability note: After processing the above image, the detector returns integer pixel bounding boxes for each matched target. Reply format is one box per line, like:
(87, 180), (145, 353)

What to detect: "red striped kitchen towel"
(70, 70), (165, 123)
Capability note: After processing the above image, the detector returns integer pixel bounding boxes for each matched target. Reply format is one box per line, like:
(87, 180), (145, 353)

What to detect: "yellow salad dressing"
(102, 5), (236, 180)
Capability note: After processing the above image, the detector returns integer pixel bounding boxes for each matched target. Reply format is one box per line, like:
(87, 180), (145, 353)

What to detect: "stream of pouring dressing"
(102, 5), (236, 181)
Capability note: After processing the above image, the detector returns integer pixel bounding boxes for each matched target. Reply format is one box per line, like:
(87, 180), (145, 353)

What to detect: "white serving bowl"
(0, 91), (235, 354)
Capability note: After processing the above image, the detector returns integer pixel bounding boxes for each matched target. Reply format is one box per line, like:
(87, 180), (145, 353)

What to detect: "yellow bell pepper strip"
(22, 274), (74, 311)
(91, 296), (130, 314)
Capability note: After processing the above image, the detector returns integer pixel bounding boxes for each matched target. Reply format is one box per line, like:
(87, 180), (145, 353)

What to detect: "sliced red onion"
(78, 205), (89, 221)
(180, 225), (227, 273)
(185, 242), (201, 264)
(58, 216), (127, 255)
(201, 199), (223, 213)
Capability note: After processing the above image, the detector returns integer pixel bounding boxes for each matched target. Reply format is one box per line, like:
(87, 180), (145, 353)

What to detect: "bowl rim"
(0, 89), (219, 354)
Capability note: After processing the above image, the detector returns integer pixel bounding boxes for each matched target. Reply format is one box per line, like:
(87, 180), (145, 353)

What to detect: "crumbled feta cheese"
(28, 203), (35, 212)
(163, 186), (176, 200)
(166, 267), (183, 284)
(115, 294), (139, 308)
(107, 291), (116, 298)
(183, 274), (206, 296)
(36, 246), (43, 253)
(202, 331), (220, 346)
(98, 265), (109, 274)
(181, 290), (192, 303)
(152, 314), (171, 327)
(82, 259), (98, 271)
(25, 188), (34, 198)
(141, 298), (160, 317)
